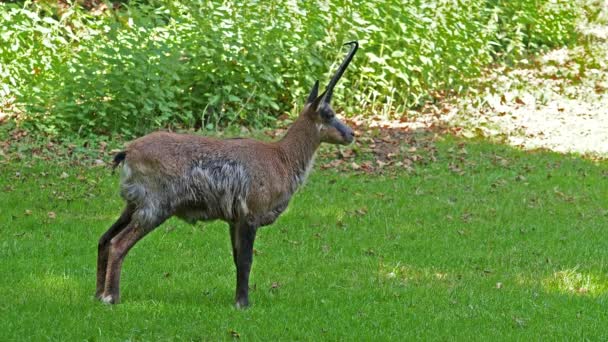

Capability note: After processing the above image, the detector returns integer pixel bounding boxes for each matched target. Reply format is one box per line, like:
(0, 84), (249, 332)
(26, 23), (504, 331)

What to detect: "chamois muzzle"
(331, 118), (355, 145)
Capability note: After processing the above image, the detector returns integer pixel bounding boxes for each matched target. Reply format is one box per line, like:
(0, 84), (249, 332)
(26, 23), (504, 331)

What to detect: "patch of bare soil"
(447, 24), (608, 158)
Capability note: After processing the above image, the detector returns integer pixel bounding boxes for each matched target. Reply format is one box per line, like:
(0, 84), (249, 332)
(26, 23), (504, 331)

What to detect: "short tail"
(112, 151), (127, 174)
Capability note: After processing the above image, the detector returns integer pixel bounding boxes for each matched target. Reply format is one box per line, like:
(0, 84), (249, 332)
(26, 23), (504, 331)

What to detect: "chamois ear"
(311, 90), (327, 111)
(306, 80), (320, 104)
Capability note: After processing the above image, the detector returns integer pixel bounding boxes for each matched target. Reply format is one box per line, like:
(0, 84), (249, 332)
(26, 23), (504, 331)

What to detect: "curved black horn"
(323, 40), (359, 104)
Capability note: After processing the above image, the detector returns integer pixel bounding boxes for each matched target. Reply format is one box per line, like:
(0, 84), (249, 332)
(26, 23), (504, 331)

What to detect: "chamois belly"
(119, 158), (253, 224)
(173, 204), (219, 224)
(173, 195), (247, 224)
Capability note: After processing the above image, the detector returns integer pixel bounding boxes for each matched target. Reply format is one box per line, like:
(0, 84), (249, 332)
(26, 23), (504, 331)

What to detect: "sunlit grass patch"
(20, 271), (87, 305)
(543, 268), (608, 296)
(33, 272), (78, 295)
(377, 262), (453, 288)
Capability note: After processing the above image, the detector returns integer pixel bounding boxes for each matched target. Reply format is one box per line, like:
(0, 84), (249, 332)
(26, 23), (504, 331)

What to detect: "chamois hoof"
(235, 299), (250, 310)
(100, 294), (119, 304)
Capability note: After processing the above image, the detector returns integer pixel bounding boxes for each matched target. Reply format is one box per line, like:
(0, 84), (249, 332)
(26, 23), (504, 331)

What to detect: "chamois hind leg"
(100, 212), (167, 304)
(96, 204), (135, 298)
(233, 221), (258, 309)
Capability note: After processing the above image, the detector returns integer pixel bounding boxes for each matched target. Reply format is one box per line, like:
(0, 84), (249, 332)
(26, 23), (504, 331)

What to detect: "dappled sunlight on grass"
(542, 268), (608, 297)
(25, 271), (85, 303)
(514, 269), (608, 297)
(377, 261), (453, 287)
(39, 273), (73, 291)
(514, 273), (535, 288)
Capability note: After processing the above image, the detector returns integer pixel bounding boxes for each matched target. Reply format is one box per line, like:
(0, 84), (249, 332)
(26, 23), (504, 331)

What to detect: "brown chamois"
(96, 41), (359, 308)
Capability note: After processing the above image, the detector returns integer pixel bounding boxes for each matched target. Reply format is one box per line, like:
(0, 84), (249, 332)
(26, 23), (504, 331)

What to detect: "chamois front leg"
(229, 223), (237, 267)
(233, 221), (258, 309)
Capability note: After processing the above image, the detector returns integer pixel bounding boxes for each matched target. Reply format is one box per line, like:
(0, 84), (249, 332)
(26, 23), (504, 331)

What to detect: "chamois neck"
(277, 115), (320, 179)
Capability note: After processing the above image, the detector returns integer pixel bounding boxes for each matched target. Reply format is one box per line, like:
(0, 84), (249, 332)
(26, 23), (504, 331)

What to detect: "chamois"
(97, 41), (359, 308)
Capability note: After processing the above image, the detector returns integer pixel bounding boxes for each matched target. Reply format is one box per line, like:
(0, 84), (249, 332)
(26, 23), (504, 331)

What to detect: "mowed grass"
(1, 137), (607, 340)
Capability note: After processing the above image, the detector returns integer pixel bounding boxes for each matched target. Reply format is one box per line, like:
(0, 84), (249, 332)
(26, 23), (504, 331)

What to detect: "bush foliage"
(1, 0), (582, 137)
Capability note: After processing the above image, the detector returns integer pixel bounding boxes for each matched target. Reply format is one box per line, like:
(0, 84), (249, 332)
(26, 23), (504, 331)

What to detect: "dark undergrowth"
(1, 0), (586, 137)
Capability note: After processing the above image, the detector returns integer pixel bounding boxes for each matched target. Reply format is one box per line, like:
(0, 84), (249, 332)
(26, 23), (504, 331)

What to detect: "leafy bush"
(0, 0), (583, 137)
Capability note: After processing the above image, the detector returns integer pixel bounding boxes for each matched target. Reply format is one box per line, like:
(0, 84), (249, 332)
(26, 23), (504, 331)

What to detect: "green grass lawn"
(1, 137), (607, 340)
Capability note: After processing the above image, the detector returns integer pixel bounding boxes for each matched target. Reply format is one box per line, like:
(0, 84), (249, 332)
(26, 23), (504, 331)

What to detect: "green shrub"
(0, 0), (583, 138)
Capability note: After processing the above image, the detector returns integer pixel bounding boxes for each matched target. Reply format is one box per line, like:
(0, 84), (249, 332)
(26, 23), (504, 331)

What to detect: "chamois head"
(305, 41), (358, 145)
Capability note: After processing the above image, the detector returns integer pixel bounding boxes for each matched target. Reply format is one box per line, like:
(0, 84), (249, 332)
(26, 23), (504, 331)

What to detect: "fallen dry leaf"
(270, 282), (281, 291)
(228, 329), (240, 339)
(354, 207), (368, 216)
(449, 163), (464, 175)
